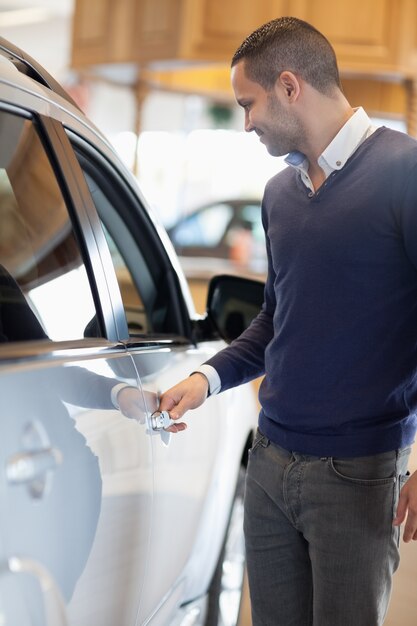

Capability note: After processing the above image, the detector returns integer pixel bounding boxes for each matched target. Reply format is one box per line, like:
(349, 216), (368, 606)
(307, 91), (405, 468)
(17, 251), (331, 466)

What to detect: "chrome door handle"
(4, 556), (68, 626)
(150, 411), (173, 446)
(150, 411), (174, 431)
(6, 447), (63, 498)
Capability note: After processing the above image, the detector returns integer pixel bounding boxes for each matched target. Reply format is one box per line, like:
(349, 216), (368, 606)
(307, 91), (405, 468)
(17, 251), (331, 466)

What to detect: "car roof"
(0, 36), (111, 150)
(0, 36), (80, 109)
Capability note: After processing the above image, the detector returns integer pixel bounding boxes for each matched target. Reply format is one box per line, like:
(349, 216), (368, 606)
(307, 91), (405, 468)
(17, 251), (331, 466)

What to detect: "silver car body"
(0, 47), (257, 626)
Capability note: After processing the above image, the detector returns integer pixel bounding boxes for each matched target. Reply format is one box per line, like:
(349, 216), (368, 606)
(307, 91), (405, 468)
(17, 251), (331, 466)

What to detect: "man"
(159, 17), (417, 626)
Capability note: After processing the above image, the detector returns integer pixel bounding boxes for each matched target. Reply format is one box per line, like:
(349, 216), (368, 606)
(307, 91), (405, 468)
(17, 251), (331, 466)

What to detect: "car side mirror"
(206, 274), (264, 344)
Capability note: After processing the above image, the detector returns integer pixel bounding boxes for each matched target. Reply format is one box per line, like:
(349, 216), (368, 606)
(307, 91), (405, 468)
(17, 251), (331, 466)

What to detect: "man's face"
(231, 60), (302, 157)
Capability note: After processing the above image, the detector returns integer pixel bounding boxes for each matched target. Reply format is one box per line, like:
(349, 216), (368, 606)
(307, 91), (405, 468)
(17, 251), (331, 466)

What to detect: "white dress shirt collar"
(285, 107), (376, 190)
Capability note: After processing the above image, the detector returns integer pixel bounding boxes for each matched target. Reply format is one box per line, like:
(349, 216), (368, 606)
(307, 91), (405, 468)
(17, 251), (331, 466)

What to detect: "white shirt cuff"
(195, 364), (221, 396)
(111, 382), (131, 408)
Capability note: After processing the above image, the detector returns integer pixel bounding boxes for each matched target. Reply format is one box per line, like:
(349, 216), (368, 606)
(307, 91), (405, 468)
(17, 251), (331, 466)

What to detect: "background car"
(167, 199), (267, 280)
(0, 38), (261, 626)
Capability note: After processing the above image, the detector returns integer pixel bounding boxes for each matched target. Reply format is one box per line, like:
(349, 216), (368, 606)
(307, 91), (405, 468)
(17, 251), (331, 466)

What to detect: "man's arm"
(158, 304), (273, 433)
(160, 206), (275, 432)
(158, 285), (274, 432)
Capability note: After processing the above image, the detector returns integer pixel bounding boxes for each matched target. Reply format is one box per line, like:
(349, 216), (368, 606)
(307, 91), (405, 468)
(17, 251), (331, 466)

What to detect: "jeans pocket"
(249, 428), (268, 454)
(329, 456), (397, 487)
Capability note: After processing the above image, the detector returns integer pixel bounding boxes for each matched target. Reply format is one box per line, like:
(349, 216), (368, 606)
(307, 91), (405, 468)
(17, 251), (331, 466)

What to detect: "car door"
(0, 104), (153, 626)
(67, 135), (257, 625)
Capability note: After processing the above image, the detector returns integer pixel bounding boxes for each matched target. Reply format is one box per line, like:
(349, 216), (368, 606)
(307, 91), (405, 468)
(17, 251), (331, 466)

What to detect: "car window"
(0, 111), (98, 342)
(171, 203), (234, 248)
(71, 144), (189, 338)
(100, 221), (150, 334)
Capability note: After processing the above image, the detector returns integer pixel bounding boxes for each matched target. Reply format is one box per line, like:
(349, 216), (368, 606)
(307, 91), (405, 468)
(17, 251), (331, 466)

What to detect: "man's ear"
(275, 71), (300, 102)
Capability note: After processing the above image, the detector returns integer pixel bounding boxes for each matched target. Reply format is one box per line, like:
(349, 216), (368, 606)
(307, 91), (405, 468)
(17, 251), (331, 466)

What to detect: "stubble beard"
(265, 93), (303, 157)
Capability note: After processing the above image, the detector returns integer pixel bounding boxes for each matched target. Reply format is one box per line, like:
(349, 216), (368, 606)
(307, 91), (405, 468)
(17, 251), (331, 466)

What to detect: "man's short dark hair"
(231, 16), (341, 95)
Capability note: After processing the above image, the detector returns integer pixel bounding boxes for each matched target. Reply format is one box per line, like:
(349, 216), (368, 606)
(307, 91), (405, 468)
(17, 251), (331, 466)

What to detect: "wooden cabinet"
(72, 0), (417, 74)
(72, 0), (285, 67)
(72, 0), (139, 67)
(71, 0), (417, 132)
(291, 0), (417, 77)
(133, 0), (288, 64)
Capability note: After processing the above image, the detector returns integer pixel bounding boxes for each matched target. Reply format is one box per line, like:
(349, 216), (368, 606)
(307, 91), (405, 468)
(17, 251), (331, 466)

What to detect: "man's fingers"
(403, 518), (416, 542)
(393, 492), (407, 526)
(168, 397), (194, 420)
(159, 395), (186, 419)
(159, 376), (209, 418)
(166, 421), (187, 433)
(159, 394), (179, 414)
(402, 509), (417, 542)
(159, 388), (190, 417)
(392, 472), (417, 542)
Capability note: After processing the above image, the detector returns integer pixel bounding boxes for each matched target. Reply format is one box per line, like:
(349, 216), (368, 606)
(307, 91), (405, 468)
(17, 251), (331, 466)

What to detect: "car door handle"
(6, 447), (63, 486)
(150, 410), (174, 430)
(5, 556), (68, 626)
(150, 411), (173, 446)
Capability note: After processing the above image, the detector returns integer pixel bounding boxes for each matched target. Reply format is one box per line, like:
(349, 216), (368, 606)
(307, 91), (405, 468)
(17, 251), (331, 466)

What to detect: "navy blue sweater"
(207, 127), (417, 456)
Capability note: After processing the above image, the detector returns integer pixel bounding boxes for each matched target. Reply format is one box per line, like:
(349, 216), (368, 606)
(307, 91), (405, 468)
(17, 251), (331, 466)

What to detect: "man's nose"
(244, 111), (254, 133)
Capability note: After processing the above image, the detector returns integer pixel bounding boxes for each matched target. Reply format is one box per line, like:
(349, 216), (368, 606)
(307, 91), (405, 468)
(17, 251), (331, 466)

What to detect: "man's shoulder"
(369, 128), (417, 179)
(264, 165), (295, 193)
(370, 127), (417, 156)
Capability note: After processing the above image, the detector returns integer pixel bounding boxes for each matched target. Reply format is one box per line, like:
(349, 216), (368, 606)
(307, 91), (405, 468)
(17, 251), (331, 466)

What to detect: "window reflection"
(0, 112), (98, 341)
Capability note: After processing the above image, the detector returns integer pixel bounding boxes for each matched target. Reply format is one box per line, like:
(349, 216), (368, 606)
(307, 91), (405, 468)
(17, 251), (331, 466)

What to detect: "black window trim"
(37, 114), (129, 343)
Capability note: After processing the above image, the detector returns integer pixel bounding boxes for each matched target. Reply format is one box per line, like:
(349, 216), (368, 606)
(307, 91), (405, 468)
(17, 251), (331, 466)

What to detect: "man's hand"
(393, 469), (417, 542)
(159, 373), (209, 433)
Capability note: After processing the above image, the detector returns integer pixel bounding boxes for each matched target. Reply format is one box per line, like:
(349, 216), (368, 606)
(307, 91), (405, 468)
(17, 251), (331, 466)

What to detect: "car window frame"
(0, 103), (125, 352)
(39, 115), (129, 343)
(0, 98), (195, 350)
(65, 128), (194, 346)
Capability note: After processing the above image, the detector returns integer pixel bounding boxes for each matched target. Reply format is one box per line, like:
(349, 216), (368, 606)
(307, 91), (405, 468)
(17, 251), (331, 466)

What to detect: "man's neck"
(307, 162), (326, 191)
(299, 88), (354, 159)
(302, 102), (356, 191)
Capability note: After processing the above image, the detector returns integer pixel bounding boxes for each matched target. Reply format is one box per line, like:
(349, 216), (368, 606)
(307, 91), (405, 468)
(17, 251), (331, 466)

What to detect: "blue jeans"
(244, 430), (411, 626)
